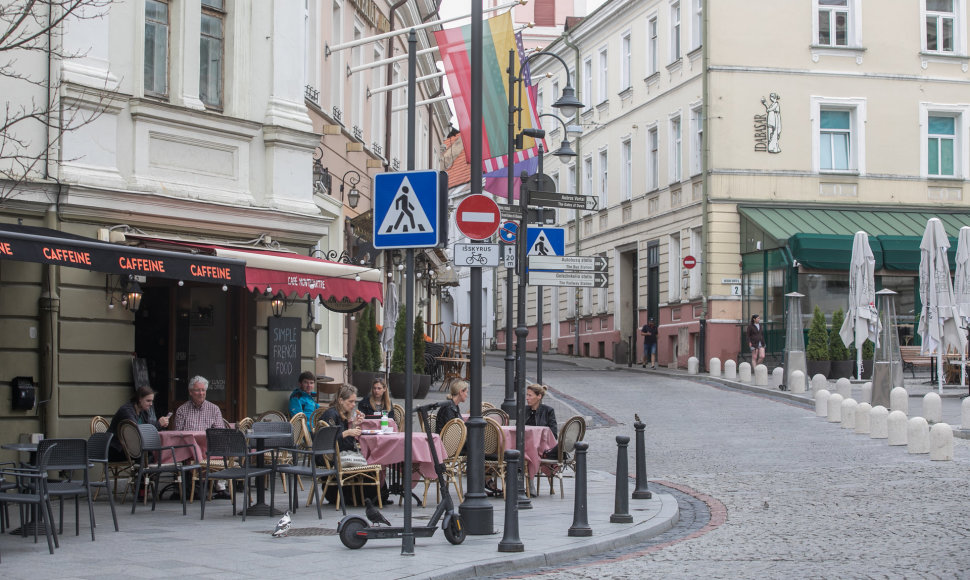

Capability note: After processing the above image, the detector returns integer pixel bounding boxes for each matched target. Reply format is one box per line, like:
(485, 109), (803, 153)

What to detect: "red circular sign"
(455, 195), (501, 240)
(683, 255), (697, 269)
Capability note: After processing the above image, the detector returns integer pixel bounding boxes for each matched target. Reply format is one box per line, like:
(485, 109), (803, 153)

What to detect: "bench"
(899, 346), (933, 378)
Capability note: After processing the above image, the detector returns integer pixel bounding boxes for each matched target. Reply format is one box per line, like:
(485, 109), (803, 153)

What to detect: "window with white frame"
(598, 148), (608, 209)
(568, 162), (577, 197)
(621, 138), (632, 200)
(921, 104), (969, 178)
(648, 15), (659, 75)
(690, 106), (703, 176)
(583, 287), (592, 316)
(621, 32), (631, 90)
(304, 0), (310, 88)
(552, 79), (560, 111)
(144, 0), (169, 96)
(929, 115), (956, 176)
(598, 47), (608, 104)
(923, 0), (959, 53)
(669, 115), (682, 183)
(648, 126), (659, 190)
(331, 0), (344, 119)
(567, 286), (576, 316)
(812, 97), (866, 174)
(391, 63), (402, 161)
(582, 57), (592, 110)
(200, 0), (225, 109)
(691, 0), (703, 50)
(689, 227), (702, 298)
(351, 21), (364, 131)
(582, 155), (593, 217)
(670, 1), (681, 62)
(370, 45), (385, 152)
(537, 88), (545, 115)
(816, 0), (849, 46)
(668, 232), (681, 301)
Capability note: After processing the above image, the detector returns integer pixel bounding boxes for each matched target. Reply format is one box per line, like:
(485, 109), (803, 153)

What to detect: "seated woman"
(107, 386), (170, 461)
(321, 385), (364, 452)
(524, 383), (558, 458)
(435, 379), (468, 434)
(289, 371), (319, 426)
(358, 378), (392, 417)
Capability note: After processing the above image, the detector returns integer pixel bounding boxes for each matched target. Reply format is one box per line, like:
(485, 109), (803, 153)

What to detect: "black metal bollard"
(610, 435), (633, 523)
(567, 441), (592, 537)
(498, 449), (524, 552)
(632, 417), (652, 499)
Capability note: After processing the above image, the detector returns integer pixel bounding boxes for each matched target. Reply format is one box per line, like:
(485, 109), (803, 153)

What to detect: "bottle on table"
(380, 411), (389, 433)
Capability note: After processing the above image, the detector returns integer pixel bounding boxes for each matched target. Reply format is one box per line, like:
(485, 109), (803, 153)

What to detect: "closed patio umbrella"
(953, 226), (970, 386)
(917, 218), (965, 393)
(381, 281), (399, 371)
(839, 231), (880, 380)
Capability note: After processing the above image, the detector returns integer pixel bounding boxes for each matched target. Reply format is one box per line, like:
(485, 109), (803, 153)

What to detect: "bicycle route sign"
(454, 243), (500, 267)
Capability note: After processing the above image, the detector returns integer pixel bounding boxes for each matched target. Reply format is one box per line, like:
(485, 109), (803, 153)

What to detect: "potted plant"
(828, 308), (853, 379)
(806, 306), (831, 378)
(388, 305), (409, 399)
(351, 303), (382, 400)
(413, 312), (432, 399)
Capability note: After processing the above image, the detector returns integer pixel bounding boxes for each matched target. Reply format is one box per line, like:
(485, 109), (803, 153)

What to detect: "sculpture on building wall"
(760, 93), (782, 153)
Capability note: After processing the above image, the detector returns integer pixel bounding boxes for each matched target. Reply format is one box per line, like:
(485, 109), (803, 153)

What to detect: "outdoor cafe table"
(241, 431), (285, 517)
(1, 441), (44, 536)
(158, 430), (206, 463)
(358, 432), (446, 481)
(359, 417), (398, 432)
(499, 425), (557, 480)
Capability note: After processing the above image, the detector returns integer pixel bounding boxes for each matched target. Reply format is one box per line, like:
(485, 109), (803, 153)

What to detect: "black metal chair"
(86, 432), (119, 532)
(275, 426), (344, 519)
(125, 422), (201, 516)
(0, 443), (60, 555)
(40, 438), (97, 541)
(202, 428), (275, 522)
(252, 421), (293, 491)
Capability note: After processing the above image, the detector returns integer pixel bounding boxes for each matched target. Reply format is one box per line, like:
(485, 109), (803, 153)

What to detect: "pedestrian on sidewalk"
(747, 314), (766, 367)
(641, 318), (658, 369)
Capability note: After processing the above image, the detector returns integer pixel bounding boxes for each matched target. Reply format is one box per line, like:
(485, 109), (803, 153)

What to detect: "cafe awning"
(0, 224), (246, 285)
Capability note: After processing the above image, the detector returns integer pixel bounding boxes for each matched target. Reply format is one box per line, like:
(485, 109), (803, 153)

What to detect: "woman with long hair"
(322, 385), (364, 451)
(106, 386), (169, 461)
(358, 378), (392, 417)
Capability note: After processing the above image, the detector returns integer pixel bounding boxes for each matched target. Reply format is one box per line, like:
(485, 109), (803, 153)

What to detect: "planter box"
(830, 360), (854, 380)
(415, 374), (431, 399)
(805, 360), (831, 379)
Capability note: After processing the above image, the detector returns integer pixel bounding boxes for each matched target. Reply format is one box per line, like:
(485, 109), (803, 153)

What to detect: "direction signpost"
(528, 255), (608, 272)
(528, 271), (608, 288)
(528, 190), (599, 211)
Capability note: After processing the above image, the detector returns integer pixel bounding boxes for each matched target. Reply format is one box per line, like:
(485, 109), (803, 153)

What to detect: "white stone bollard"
(815, 389), (831, 417)
(860, 382), (872, 405)
(687, 356), (699, 374)
(855, 402), (872, 434)
(887, 410), (908, 445)
(738, 362), (752, 383)
(930, 423), (954, 461)
(870, 405), (889, 439)
(789, 370), (806, 394)
(890, 387), (909, 415)
(827, 393), (844, 423)
(770, 367), (784, 388)
(723, 359), (737, 379)
(811, 374), (828, 396)
(836, 377), (852, 399)
(754, 364), (768, 386)
(963, 398), (970, 429)
(709, 357), (721, 377)
(841, 398), (857, 429)
(907, 417), (930, 454)
(922, 393), (942, 424)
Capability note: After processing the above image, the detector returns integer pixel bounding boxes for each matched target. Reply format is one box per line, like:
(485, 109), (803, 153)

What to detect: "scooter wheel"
(339, 516), (368, 549)
(444, 515), (465, 545)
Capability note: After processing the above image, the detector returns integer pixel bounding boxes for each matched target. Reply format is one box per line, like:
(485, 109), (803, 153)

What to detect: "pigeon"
(364, 498), (392, 527)
(634, 413), (641, 423)
(272, 511), (291, 537)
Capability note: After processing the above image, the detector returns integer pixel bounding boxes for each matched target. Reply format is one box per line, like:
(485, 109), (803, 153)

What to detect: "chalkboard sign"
(131, 358), (150, 390)
(268, 316), (301, 391)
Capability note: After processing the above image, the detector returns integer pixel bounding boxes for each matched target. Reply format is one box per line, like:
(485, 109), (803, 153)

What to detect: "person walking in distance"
(640, 318), (658, 369)
(747, 314), (766, 367)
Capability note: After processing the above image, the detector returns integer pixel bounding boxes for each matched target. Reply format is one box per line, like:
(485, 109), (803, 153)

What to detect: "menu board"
(268, 316), (301, 391)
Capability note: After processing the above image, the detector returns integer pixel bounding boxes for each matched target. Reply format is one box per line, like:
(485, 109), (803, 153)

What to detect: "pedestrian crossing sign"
(526, 227), (565, 257)
(373, 170), (447, 249)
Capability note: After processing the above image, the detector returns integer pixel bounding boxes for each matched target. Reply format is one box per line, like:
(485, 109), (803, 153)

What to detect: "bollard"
(811, 374), (828, 396)
(870, 405), (889, 439)
(687, 357), (699, 375)
(709, 357), (721, 377)
(922, 393), (942, 424)
(836, 378), (852, 399)
(861, 382), (872, 405)
(754, 364), (768, 386)
(855, 402), (872, 434)
(963, 398), (970, 429)
(632, 417), (651, 499)
(724, 359), (737, 379)
(738, 362), (752, 383)
(789, 370), (805, 394)
(610, 436), (633, 523)
(770, 367), (784, 389)
(841, 398), (857, 429)
(930, 423), (954, 461)
(497, 449), (524, 552)
(815, 389), (831, 417)
(906, 417), (929, 454)
(887, 410), (907, 445)
(827, 393), (844, 423)
(568, 441), (593, 536)
(890, 387), (909, 415)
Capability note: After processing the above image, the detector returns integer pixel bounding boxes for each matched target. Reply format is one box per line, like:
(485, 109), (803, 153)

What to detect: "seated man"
(289, 371), (319, 426)
(172, 375), (229, 498)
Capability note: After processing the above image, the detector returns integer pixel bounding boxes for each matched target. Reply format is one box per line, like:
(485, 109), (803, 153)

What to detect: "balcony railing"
(304, 85), (319, 104)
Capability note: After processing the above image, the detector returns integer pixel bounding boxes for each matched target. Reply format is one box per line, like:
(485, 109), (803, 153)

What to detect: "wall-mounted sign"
(754, 93), (781, 153)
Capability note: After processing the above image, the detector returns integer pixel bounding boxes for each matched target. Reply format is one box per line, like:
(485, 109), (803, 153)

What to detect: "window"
(351, 21), (364, 131)
(817, 0), (849, 46)
(621, 138), (632, 200)
(690, 106), (703, 176)
(144, 0), (169, 96)
(537, 88), (545, 115)
(670, 1), (681, 62)
(583, 155), (593, 214)
(331, 1), (344, 119)
(370, 45), (385, 151)
(691, 0), (703, 50)
(304, 0), (310, 86)
(820, 111), (850, 170)
(648, 126), (659, 190)
(812, 97), (866, 174)
(690, 227), (702, 298)
(928, 115), (956, 176)
(669, 115), (682, 183)
(598, 47), (608, 104)
(648, 16), (659, 75)
(582, 58), (592, 110)
(621, 33), (631, 90)
(921, 104), (969, 178)
(924, 0), (956, 52)
(551, 80), (559, 113)
(668, 233), (681, 301)
(535, 0), (556, 26)
(200, 0), (224, 108)
(598, 149), (608, 209)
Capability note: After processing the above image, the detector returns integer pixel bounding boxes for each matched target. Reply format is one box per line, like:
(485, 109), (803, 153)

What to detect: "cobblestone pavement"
(492, 358), (970, 579)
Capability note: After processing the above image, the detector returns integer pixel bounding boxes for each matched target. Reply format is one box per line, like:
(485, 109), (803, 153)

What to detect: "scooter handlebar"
(415, 401), (443, 414)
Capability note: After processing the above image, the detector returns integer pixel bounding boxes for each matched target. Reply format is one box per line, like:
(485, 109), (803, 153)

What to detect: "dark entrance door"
(647, 241), (660, 322)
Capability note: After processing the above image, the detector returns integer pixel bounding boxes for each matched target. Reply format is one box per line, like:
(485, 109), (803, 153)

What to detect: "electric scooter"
(337, 401), (465, 548)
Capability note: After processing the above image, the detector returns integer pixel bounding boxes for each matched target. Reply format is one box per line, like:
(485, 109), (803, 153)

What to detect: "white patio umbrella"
(840, 231), (880, 380)
(381, 281), (399, 371)
(917, 218), (966, 393)
(952, 226), (970, 385)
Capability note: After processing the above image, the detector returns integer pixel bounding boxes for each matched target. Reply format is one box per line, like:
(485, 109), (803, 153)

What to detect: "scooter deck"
(357, 526), (438, 540)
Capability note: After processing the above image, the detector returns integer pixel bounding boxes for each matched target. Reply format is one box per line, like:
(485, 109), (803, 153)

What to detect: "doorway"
(617, 247), (638, 348)
(647, 241), (660, 322)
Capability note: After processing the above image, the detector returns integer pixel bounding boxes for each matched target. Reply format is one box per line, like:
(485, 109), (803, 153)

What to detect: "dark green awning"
(788, 233), (884, 271)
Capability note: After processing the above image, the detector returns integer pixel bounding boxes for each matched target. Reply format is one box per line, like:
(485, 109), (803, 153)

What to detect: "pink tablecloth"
(360, 418), (398, 432)
(359, 432), (446, 480)
(158, 430), (207, 464)
(499, 425), (557, 478)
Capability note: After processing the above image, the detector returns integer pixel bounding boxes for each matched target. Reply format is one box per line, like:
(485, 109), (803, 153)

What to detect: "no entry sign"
(683, 255), (697, 269)
(455, 195), (501, 240)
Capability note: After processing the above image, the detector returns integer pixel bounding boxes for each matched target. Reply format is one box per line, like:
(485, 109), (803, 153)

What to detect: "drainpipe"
(699, 0), (710, 371)
(41, 206), (61, 438)
(562, 29), (582, 357)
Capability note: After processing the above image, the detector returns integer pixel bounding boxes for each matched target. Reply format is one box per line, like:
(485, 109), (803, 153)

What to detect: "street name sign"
(454, 243), (500, 267)
(529, 190), (599, 211)
(529, 255), (608, 272)
(529, 271), (608, 288)
(499, 203), (522, 221)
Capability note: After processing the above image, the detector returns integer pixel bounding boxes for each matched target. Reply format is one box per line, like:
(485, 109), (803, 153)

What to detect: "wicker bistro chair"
(275, 426), (344, 519)
(86, 432), (119, 531)
(38, 438), (97, 541)
(420, 418), (466, 506)
(124, 422), (201, 516)
(0, 443), (60, 555)
(236, 417), (254, 433)
(482, 407), (509, 426)
(320, 445), (383, 511)
(255, 409), (288, 422)
(309, 407), (328, 431)
(483, 417), (508, 499)
(202, 428), (276, 522)
(391, 404), (405, 432)
(90, 416), (109, 434)
(536, 415), (586, 498)
(481, 402), (495, 411)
